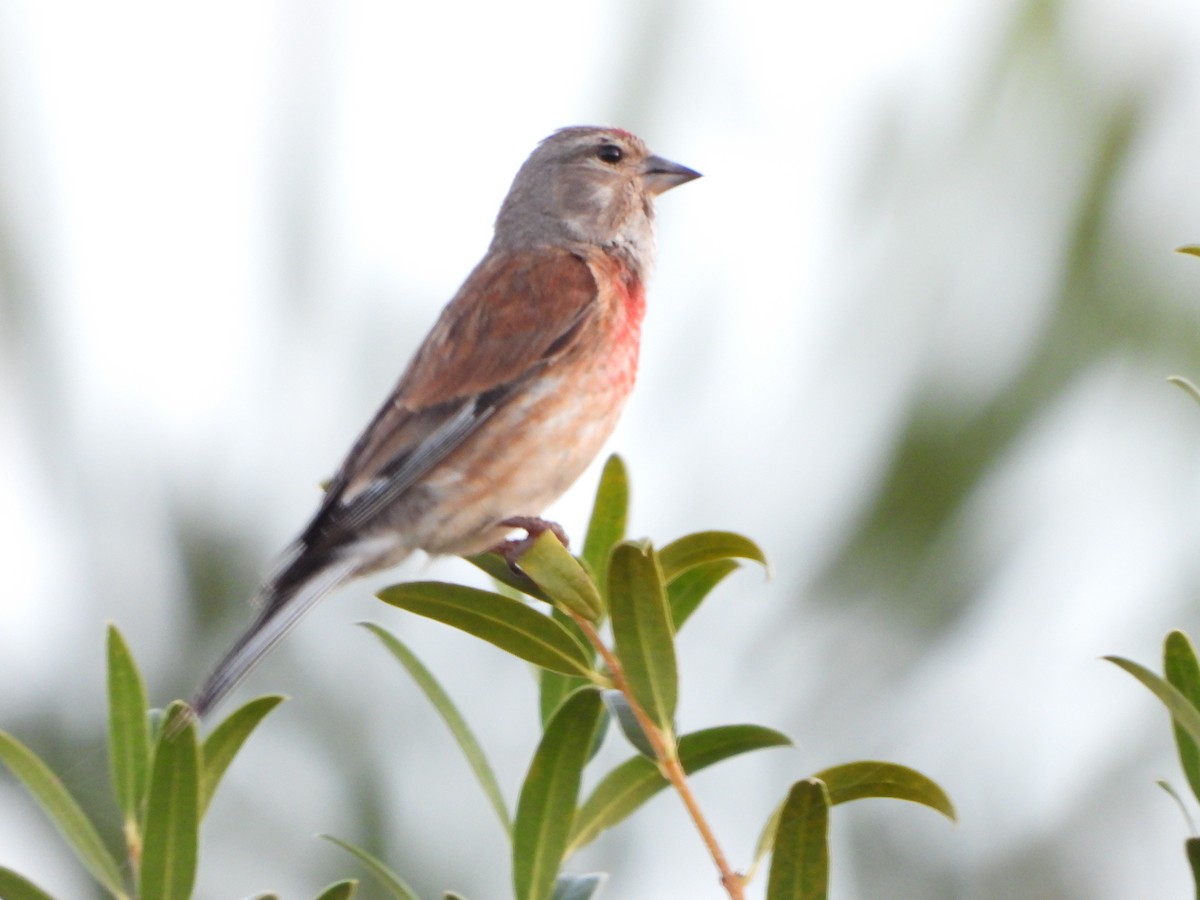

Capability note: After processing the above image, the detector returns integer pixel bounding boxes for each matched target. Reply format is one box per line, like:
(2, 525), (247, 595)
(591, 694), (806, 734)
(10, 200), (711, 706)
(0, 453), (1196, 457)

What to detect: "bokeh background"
(4, 0), (1200, 897)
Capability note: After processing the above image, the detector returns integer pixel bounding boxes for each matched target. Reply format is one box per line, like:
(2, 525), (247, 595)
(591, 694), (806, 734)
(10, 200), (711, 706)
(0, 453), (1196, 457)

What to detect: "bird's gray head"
(492, 126), (700, 275)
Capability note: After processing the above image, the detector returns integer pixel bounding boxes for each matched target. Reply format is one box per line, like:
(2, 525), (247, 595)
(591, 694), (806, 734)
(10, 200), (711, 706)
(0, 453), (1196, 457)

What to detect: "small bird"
(189, 127), (700, 718)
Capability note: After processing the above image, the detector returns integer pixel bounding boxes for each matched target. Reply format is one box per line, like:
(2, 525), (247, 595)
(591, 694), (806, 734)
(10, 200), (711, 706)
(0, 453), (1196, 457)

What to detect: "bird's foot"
(492, 516), (569, 568)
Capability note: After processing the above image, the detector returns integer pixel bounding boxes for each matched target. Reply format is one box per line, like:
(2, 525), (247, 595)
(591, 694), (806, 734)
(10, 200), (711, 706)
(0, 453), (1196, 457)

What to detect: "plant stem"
(570, 614), (746, 900)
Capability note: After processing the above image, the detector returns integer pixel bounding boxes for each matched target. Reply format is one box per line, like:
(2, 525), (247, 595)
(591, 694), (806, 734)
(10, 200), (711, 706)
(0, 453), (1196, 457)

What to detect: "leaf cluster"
(350, 455), (953, 899)
(0, 455), (955, 899)
(0, 628), (348, 898)
(1107, 631), (1200, 894)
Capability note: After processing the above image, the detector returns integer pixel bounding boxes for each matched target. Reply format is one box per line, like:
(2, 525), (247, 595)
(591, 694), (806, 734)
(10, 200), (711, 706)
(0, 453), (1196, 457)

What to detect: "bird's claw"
(492, 516), (569, 568)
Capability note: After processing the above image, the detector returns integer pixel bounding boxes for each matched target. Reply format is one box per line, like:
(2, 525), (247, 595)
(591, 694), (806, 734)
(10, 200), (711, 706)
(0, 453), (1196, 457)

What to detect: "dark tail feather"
(189, 553), (359, 719)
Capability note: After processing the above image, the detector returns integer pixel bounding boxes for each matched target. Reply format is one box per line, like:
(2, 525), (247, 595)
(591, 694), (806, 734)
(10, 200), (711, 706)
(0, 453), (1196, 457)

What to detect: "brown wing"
(309, 247), (600, 539)
(193, 249), (600, 719)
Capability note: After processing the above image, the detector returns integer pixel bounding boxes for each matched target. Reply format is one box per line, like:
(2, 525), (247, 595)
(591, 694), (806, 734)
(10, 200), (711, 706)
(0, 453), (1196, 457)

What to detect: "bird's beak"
(642, 155), (702, 196)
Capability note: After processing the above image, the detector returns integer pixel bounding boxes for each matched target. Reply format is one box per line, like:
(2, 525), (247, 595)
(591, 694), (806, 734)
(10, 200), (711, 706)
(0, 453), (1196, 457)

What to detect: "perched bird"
(190, 126), (700, 718)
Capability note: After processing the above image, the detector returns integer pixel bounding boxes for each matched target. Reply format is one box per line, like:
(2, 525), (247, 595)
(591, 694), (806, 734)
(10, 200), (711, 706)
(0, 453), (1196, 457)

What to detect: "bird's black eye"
(596, 144), (623, 164)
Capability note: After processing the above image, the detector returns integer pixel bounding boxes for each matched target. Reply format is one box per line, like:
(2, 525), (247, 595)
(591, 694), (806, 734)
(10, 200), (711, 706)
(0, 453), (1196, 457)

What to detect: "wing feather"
(309, 247), (599, 542)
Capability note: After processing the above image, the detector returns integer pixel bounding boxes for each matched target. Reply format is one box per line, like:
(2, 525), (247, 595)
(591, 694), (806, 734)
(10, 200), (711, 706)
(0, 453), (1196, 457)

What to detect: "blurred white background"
(4, 0), (1200, 897)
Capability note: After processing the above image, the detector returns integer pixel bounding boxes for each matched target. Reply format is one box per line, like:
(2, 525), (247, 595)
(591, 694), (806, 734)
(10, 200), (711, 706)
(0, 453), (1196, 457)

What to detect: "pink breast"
(603, 264), (646, 394)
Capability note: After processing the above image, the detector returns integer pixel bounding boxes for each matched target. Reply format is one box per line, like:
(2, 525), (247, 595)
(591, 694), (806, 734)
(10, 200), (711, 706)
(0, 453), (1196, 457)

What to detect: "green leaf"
(1177, 245), (1200, 258)
(1168, 376), (1200, 405)
(750, 799), (784, 881)
(106, 625), (151, 830)
(513, 688), (604, 900)
(314, 881), (358, 900)
(1187, 838), (1200, 897)
(679, 724), (790, 768)
(752, 759), (954, 880)
(766, 779), (830, 900)
(1165, 631), (1200, 804)
(465, 552), (550, 602)
(363, 623), (511, 836)
(1157, 779), (1197, 833)
(378, 581), (595, 678)
(569, 724), (791, 855)
(0, 866), (57, 900)
(607, 542), (677, 736)
(551, 873), (607, 900)
(581, 454), (629, 596)
(667, 559), (739, 631)
(321, 835), (420, 900)
(1106, 655), (1200, 749)
(199, 694), (285, 817)
(812, 761), (956, 821)
(657, 531), (768, 583)
(0, 729), (127, 897)
(518, 531), (603, 621)
(139, 703), (200, 900)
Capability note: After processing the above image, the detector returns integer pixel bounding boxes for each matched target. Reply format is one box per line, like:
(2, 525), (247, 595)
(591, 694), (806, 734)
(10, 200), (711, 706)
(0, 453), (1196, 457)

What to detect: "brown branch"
(569, 614), (746, 900)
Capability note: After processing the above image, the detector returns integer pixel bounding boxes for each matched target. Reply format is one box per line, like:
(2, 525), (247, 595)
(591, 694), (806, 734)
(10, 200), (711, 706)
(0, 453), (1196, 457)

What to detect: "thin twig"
(570, 614), (746, 900)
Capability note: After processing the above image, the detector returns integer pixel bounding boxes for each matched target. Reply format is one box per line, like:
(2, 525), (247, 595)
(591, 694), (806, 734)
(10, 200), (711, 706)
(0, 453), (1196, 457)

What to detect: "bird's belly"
(405, 362), (634, 556)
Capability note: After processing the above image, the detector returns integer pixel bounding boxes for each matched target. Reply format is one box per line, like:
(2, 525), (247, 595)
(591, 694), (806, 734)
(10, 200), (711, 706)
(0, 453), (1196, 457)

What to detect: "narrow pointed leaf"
(813, 761), (956, 821)
(106, 625), (151, 827)
(752, 758), (953, 879)
(378, 581), (594, 677)
(1106, 656), (1200, 748)
(569, 724), (791, 854)
(766, 779), (830, 900)
(750, 798), (784, 880)
(199, 694), (285, 816)
(582, 454), (629, 596)
(680, 725), (790, 769)
(1165, 631), (1200, 803)
(139, 703), (200, 900)
(466, 552), (549, 602)
(321, 835), (420, 900)
(513, 688), (603, 900)
(363, 623), (511, 835)
(518, 531), (603, 621)
(314, 881), (358, 900)
(551, 873), (607, 900)
(1157, 779), (1198, 833)
(0, 867), (57, 900)
(573, 761), (666, 856)
(657, 531), (767, 583)
(667, 559), (739, 631)
(1168, 376), (1200, 405)
(607, 543), (676, 736)
(0, 729), (126, 897)
(1178, 245), (1200, 258)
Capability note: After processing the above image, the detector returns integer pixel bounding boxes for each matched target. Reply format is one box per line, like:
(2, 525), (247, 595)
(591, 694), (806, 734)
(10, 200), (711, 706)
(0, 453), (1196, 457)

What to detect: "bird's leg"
(492, 516), (570, 567)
